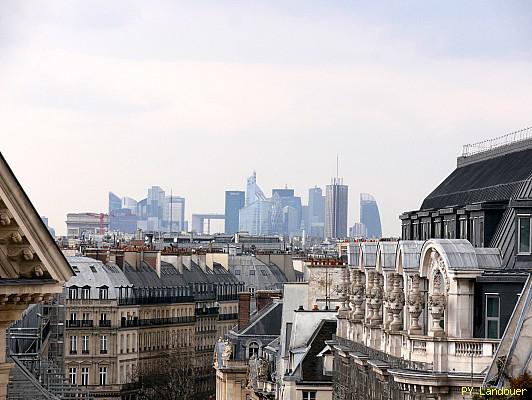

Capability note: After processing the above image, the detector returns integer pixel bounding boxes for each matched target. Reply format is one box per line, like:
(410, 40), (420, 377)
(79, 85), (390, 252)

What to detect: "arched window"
(248, 342), (260, 359)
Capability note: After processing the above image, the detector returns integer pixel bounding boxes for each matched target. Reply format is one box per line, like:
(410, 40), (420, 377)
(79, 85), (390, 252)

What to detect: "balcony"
(99, 320), (111, 328)
(68, 299), (114, 306)
(218, 313), (238, 321)
(66, 320), (94, 328)
(118, 295), (194, 306)
(195, 307), (219, 316)
(120, 315), (196, 328)
(67, 320), (81, 328)
(333, 334), (499, 375)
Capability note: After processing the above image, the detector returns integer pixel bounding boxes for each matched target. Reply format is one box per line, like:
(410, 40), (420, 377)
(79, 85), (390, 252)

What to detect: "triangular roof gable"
(0, 153), (73, 282)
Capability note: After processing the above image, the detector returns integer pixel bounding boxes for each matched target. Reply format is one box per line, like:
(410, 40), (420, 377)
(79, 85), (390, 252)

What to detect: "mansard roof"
(0, 153), (73, 284)
(65, 256), (130, 298)
(421, 145), (532, 210)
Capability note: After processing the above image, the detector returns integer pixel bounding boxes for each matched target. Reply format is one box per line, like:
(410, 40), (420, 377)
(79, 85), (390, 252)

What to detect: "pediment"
(0, 153), (73, 283)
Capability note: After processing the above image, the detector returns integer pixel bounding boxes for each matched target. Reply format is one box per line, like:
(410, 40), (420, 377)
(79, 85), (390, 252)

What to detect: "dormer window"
(69, 287), (79, 299)
(518, 215), (531, 254)
(99, 286), (109, 300)
(81, 286), (91, 300)
(248, 342), (260, 359)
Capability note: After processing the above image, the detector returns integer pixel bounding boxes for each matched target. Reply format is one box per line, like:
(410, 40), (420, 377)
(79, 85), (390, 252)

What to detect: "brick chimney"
(238, 292), (251, 330)
(256, 290), (282, 313)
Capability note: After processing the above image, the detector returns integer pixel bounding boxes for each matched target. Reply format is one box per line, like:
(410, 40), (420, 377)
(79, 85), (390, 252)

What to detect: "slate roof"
(66, 256), (130, 298)
(239, 301), (283, 336)
(300, 320), (337, 382)
(421, 147), (532, 210)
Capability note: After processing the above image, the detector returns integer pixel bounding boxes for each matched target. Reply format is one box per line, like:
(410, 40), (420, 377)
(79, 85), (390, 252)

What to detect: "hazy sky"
(1, 1), (531, 236)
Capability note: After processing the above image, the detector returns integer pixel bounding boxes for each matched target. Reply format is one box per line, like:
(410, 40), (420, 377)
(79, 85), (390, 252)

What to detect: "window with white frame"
(82, 335), (89, 353)
(81, 286), (90, 299)
(99, 367), (107, 386)
(302, 391), (317, 400)
(69, 367), (77, 385)
(100, 335), (108, 353)
(69, 287), (79, 299)
(518, 215), (531, 254)
(81, 367), (89, 386)
(70, 336), (77, 354)
(99, 287), (109, 300)
(486, 294), (500, 339)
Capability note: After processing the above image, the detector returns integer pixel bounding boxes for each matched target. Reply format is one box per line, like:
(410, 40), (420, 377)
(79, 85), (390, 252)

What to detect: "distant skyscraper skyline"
(107, 188), (186, 234)
(325, 178), (348, 239)
(360, 193), (382, 238)
(224, 191), (245, 234)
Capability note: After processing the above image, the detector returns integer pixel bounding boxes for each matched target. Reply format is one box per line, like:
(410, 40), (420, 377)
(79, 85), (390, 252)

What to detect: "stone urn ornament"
(350, 270), (365, 321)
(407, 274), (425, 334)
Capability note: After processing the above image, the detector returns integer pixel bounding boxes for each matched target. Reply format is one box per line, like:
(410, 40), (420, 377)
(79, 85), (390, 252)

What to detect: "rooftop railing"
(462, 126), (532, 157)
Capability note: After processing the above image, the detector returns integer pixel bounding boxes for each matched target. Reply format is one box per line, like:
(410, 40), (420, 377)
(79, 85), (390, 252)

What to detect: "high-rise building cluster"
(228, 172), (370, 240)
(108, 187), (187, 234)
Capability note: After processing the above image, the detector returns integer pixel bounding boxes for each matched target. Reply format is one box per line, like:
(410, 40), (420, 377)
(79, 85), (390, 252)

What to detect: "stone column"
(407, 274), (425, 335)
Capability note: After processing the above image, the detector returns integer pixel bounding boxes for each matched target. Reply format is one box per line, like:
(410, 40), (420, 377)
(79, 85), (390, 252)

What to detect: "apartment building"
(64, 249), (242, 399)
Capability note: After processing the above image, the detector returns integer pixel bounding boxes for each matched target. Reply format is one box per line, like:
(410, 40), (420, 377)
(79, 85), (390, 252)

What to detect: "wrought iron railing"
(120, 315), (195, 328)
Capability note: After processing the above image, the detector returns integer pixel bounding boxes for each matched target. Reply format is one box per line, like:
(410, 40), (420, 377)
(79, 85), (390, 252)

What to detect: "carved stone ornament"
(430, 249), (450, 292)
(257, 357), (269, 381)
(407, 274), (425, 333)
(338, 267), (350, 316)
(388, 273), (405, 331)
(428, 270), (446, 335)
(368, 273), (384, 325)
(365, 271), (375, 322)
(221, 340), (232, 362)
(349, 269), (365, 321)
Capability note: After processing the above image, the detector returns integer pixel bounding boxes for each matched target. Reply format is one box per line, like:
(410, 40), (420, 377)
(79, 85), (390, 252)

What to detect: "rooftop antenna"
(170, 188), (173, 235)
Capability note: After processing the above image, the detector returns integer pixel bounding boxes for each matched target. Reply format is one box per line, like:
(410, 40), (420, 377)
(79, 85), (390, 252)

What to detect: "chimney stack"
(238, 292), (251, 329)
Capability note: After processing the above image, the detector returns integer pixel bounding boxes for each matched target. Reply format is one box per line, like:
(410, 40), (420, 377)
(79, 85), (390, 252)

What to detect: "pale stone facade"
(0, 153), (74, 399)
(333, 239), (504, 400)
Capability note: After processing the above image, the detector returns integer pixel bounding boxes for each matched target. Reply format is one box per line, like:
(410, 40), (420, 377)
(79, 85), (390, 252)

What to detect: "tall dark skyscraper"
(360, 193), (382, 238)
(225, 191), (245, 234)
(325, 178), (348, 239)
